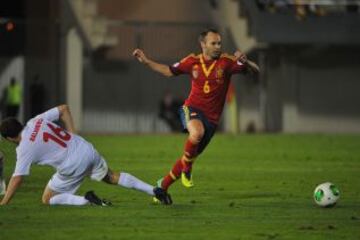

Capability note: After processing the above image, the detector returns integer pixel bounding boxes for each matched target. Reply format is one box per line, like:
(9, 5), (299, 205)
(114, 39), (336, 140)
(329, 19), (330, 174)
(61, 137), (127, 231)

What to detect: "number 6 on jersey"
(203, 80), (210, 93)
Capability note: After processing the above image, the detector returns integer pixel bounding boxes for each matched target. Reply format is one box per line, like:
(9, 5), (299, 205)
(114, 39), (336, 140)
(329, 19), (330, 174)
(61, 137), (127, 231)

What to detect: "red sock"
(182, 158), (193, 173)
(184, 139), (198, 159)
(161, 159), (183, 191)
(183, 139), (198, 173)
(161, 140), (199, 191)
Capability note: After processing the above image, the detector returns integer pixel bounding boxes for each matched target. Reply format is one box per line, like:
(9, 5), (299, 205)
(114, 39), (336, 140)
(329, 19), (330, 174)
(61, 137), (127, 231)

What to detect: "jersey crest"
(216, 67), (224, 84)
(192, 64), (199, 79)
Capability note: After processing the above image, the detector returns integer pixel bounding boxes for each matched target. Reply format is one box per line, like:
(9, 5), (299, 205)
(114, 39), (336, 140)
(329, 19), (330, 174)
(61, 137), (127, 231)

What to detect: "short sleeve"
(228, 59), (246, 74)
(169, 55), (194, 76)
(12, 149), (32, 176)
(35, 107), (60, 122)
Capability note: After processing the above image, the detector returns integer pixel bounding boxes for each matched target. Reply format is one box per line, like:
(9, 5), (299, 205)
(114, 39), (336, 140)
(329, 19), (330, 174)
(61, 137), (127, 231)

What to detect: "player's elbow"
(58, 104), (70, 115)
(251, 68), (260, 75)
(163, 72), (173, 78)
(253, 65), (260, 74)
(162, 68), (174, 77)
(42, 196), (50, 205)
(248, 62), (260, 74)
(12, 175), (23, 185)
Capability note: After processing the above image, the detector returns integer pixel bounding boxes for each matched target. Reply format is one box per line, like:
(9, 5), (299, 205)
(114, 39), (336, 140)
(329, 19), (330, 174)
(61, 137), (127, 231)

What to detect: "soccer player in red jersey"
(133, 29), (259, 202)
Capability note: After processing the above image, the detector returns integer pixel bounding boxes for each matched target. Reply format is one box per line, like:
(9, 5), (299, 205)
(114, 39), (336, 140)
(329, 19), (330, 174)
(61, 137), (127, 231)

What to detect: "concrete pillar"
(66, 28), (83, 131)
(281, 54), (299, 133)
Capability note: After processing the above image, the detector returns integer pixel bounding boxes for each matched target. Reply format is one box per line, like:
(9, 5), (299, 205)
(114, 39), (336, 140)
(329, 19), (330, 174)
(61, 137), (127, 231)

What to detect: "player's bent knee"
(110, 172), (120, 184)
(189, 130), (204, 143)
(42, 186), (56, 205)
(42, 195), (51, 205)
(102, 171), (119, 185)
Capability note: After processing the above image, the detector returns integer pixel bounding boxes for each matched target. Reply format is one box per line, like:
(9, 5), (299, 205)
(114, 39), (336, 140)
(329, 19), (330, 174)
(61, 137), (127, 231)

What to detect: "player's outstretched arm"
(58, 105), (76, 133)
(245, 60), (260, 74)
(0, 175), (23, 205)
(234, 50), (260, 74)
(132, 49), (173, 77)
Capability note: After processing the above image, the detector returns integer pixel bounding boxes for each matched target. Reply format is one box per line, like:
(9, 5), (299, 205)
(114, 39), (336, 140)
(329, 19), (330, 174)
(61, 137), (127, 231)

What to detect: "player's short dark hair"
(198, 28), (220, 43)
(0, 117), (23, 139)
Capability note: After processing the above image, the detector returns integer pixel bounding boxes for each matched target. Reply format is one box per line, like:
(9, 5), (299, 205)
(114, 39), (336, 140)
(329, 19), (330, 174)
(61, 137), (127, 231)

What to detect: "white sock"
(49, 193), (89, 206)
(118, 172), (154, 196)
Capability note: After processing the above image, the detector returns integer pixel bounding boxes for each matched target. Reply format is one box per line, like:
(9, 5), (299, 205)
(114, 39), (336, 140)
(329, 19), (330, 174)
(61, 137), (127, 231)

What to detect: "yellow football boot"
(181, 172), (194, 188)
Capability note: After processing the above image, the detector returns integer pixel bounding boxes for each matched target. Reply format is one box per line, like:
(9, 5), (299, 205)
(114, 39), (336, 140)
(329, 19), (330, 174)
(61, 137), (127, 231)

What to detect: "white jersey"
(13, 108), (95, 177)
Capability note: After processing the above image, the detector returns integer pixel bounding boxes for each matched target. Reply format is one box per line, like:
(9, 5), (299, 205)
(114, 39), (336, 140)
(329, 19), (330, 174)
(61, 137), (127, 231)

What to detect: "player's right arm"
(0, 175), (23, 205)
(234, 50), (260, 74)
(132, 49), (174, 77)
(1, 141), (35, 205)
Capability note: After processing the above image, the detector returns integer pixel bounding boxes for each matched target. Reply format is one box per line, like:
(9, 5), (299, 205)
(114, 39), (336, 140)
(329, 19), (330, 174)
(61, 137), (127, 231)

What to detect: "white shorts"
(47, 149), (108, 194)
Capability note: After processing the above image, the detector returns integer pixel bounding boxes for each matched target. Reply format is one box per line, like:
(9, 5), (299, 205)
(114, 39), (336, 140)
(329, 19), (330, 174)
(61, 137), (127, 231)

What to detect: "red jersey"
(169, 53), (245, 124)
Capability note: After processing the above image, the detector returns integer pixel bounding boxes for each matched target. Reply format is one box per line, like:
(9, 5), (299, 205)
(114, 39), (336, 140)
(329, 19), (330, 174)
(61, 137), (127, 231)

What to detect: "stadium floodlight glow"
(6, 21), (15, 31)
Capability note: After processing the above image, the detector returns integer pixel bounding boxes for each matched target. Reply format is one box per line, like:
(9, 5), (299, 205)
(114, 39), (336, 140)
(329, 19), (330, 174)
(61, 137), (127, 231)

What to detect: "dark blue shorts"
(179, 105), (217, 155)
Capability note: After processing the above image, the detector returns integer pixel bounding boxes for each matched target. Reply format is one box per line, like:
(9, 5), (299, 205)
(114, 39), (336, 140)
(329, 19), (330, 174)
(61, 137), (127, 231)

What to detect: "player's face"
(201, 32), (222, 59)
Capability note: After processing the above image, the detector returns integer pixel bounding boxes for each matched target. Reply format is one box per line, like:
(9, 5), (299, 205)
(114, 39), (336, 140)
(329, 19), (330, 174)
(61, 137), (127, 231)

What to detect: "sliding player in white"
(0, 105), (172, 206)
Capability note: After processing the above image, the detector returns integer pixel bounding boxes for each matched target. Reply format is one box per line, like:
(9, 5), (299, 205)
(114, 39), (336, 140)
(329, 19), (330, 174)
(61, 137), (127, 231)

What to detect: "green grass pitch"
(0, 134), (359, 239)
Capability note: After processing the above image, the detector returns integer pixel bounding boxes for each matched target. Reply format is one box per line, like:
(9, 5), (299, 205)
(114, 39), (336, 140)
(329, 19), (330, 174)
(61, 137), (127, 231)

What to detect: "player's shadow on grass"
(236, 192), (281, 199)
(218, 191), (281, 200)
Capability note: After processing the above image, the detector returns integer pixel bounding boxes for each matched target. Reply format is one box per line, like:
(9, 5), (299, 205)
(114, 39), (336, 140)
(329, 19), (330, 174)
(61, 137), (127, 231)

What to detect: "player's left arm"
(57, 105), (76, 133)
(133, 49), (174, 77)
(0, 175), (23, 205)
(234, 50), (260, 74)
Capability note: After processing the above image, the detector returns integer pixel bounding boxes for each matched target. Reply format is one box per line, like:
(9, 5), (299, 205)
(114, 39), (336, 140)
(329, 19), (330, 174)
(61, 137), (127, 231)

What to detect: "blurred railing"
(255, 0), (360, 19)
(240, 0), (360, 44)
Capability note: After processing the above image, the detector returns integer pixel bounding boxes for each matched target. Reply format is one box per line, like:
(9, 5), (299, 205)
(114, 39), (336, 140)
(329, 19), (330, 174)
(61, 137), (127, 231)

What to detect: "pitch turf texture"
(1, 134), (359, 240)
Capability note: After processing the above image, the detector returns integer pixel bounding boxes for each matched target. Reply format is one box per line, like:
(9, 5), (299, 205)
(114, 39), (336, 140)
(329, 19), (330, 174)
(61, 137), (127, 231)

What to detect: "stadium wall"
(82, 60), (191, 133)
(262, 46), (360, 133)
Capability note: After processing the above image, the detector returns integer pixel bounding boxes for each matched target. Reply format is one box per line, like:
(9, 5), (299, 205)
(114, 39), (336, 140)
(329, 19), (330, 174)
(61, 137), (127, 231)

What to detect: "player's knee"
(103, 171), (119, 185)
(189, 129), (204, 143)
(42, 195), (51, 205)
(110, 172), (120, 184)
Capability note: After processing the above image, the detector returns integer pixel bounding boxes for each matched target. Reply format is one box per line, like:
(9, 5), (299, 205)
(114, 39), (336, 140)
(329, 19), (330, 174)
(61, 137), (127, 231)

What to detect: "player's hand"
(234, 50), (248, 63)
(0, 197), (7, 205)
(234, 50), (260, 73)
(132, 49), (148, 63)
